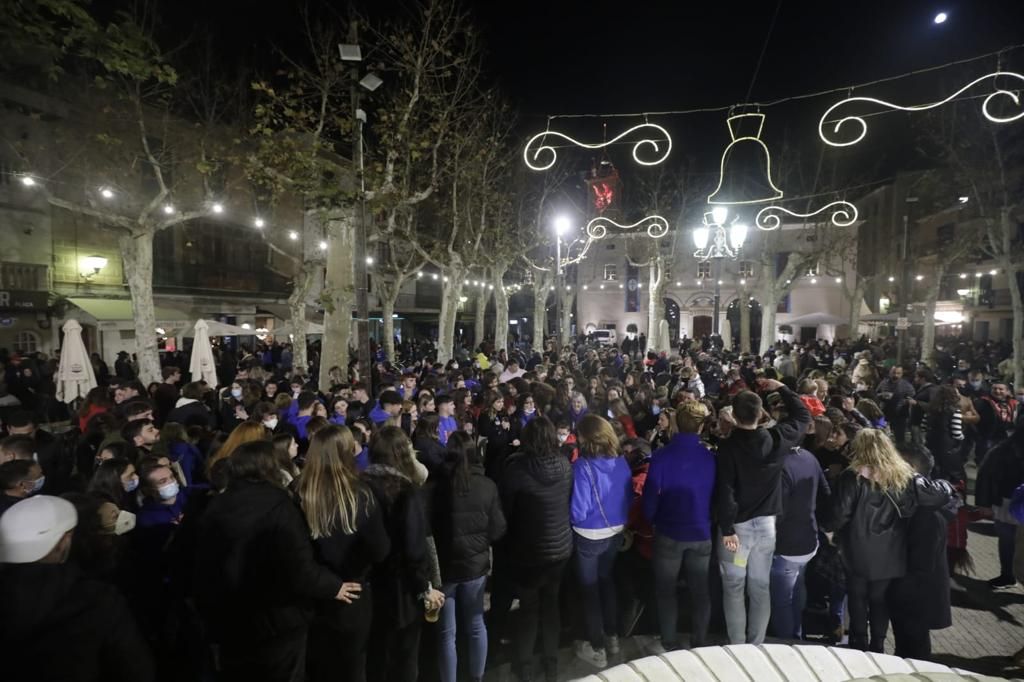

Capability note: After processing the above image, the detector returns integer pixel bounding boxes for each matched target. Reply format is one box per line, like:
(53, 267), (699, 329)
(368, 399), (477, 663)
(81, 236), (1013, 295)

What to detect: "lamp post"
(339, 27), (383, 389)
(553, 216), (571, 353)
(693, 207), (747, 337)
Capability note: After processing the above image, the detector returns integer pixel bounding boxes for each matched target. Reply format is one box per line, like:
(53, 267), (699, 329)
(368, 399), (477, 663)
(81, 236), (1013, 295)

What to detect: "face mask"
(27, 476), (45, 494)
(113, 510), (136, 535)
(265, 417), (279, 430)
(123, 477), (139, 493)
(158, 481), (180, 500)
(558, 433), (568, 444)
(231, 388), (243, 399)
(970, 381), (982, 389)
(607, 410), (614, 418)
(652, 405), (662, 416)
(525, 407), (535, 415)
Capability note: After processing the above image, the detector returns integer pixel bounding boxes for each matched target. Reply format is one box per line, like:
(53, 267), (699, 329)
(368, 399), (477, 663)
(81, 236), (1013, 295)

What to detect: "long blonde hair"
(207, 421), (269, 475)
(298, 425), (370, 538)
(848, 428), (914, 492)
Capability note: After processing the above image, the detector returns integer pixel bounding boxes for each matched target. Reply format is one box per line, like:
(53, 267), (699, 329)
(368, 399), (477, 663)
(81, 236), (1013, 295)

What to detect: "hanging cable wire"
(743, 0), (784, 105)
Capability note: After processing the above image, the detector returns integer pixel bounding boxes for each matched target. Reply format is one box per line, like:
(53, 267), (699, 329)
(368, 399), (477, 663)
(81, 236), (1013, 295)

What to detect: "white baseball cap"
(0, 495), (77, 563)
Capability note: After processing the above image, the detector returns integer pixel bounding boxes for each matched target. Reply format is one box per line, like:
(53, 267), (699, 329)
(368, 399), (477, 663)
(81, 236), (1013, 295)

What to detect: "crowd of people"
(0, 332), (1021, 682)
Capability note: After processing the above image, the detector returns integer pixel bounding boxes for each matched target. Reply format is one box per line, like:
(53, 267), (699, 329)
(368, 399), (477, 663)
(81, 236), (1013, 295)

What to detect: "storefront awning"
(67, 298), (191, 325)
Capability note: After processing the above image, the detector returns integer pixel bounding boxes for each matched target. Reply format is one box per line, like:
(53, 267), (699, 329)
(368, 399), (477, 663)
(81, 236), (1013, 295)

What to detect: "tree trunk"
(531, 270), (554, 353)
(759, 288), (778, 353)
(739, 290), (751, 353)
(921, 283), (940, 368)
(647, 262), (667, 352)
(319, 214), (356, 389)
(474, 285), (489, 350)
(559, 290), (573, 347)
(287, 262), (317, 376)
(1005, 258), (1023, 389)
(380, 282), (399, 364)
(847, 278), (865, 338)
(119, 230), (162, 386)
(437, 260), (467, 364)
(492, 263), (510, 352)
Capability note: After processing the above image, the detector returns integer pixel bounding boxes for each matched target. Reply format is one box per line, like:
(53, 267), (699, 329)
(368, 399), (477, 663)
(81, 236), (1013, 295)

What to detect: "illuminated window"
(603, 265), (618, 281)
(739, 261), (754, 278)
(697, 262), (712, 279)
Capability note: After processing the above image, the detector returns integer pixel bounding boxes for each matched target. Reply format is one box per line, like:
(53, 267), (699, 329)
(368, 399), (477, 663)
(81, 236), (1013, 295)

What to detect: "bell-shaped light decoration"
(692, 225), (709, 250)
(708, 113), (784, 206)
(729, 222), (749, 249)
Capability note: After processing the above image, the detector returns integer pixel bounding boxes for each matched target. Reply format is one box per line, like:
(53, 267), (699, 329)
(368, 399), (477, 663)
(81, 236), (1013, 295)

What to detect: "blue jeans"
(718, 516), (776, 644)
(438, 576), (487, 682)
(574, 533), (623, 649)
(769, 554), (811, 639)
(652, 534), (711, 648)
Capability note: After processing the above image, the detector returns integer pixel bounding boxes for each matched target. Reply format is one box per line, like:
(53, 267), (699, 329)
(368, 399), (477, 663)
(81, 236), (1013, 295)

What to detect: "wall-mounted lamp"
(80, 255), (108, 280)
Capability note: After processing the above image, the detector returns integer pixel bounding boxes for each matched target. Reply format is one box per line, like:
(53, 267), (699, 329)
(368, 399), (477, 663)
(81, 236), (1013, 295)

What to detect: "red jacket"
(627, 458), (654, 560)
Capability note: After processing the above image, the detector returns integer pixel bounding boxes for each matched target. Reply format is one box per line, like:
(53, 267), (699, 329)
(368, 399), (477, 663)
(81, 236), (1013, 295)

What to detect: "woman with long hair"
(298, 426), (391, 682)
(206, 421), (269, 476)
(570, 414), (632, 668)
(77, 385), (112, 432)
(363, 426), (444, 682)
(412, 412), (446, 476)
(272, 432), (300, 486)
(432, 431), (507, 682)
(607, 398), (637, 438)
(649, 407), (677, 450)
(832, 428), (953, 652)
(88, 457), (140, 510)
(477, 390), (513, 484)
(925, 384), (965, 482)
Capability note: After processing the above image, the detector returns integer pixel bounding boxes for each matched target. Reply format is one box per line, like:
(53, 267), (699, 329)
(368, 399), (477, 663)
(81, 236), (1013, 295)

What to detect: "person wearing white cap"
(0, 495), (155, 681)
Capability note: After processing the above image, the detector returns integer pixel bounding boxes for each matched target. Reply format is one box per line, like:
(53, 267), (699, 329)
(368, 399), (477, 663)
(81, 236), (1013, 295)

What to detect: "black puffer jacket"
(499, 449), (573, 568)
(433, 463), (507, 582)
(832, 469), (954, 580)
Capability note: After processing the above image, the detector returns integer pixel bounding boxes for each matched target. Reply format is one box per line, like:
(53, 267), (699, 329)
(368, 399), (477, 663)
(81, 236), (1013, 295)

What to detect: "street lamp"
(692, 207), (748, 335)
(553, 216), (571, 351)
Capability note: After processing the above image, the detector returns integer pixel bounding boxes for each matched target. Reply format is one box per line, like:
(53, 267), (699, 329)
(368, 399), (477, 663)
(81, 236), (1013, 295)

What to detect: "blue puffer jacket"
(570, 455), (631, 533)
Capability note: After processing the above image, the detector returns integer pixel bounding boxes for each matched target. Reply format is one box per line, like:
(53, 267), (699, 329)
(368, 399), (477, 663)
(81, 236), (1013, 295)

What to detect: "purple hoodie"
(642, 433), (716, 542)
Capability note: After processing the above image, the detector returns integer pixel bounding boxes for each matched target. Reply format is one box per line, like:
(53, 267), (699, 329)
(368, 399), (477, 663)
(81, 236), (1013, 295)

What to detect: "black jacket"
(499, 449), (573, 568)
(311, 483), (391, 582)
(776, 447), (831, 556)
(832, 470), (953, 580)
(413, 436), (447, 477)
(975, 430), (1024, 508)
(478, 412), (513, 484)
(433, 464), (507, 582)
(888, 506), (953, 630)
(194, 479), (342, 646)
(0, 562), (155, 682)
(362, 464), (433, 629)
(716, 386), (811, 535)
(165, 399), (213, 429)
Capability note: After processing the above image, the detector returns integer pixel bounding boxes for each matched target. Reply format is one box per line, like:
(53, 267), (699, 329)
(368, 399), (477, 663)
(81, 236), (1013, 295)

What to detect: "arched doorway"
(726, 298), (763, 351)
(692, 315), (713, 341)
(663, 298), (680, 345)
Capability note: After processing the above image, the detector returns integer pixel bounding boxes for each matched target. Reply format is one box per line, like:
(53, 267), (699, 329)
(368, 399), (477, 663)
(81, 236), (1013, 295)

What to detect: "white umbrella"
(271, 320), (325, 336)
(189, 319), (219, 386)
(55, 319), (98, 404)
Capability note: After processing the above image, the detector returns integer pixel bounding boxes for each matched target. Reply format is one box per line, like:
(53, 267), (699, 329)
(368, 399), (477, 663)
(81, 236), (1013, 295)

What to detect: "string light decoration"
(754, 200), (859, 231)
(818, 71), (1024, 147)
(585, 215), (670, 240)
(707, 112), (784, 206)
(522, 122), (672, 171)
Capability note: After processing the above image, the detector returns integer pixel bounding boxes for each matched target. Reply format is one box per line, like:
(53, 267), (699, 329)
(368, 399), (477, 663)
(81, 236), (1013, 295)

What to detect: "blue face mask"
(123, 477), (139, 493)
(652, 405), (662, 416)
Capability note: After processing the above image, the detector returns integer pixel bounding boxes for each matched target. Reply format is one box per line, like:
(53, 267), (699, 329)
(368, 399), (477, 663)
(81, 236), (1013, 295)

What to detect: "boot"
(847, 634), (868, 651)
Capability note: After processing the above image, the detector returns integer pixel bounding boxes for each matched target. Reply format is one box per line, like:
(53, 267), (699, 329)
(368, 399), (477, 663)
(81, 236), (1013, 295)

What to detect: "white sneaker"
(606, 635), (621, 655)
(575, 641), (608, 668)
(644, 637), (667, 655)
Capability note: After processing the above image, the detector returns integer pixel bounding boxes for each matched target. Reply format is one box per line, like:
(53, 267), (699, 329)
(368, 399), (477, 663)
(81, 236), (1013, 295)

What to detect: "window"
(1, 263), (47, 290)
(936, 223), (955, 246)
(13, 331), (39, 354)
(605, 244), (616, 251)
(603, 264), (618, 281)
(806, 263), (819, 277)
(739, 261), (754, 278)
(697, 261), (711, 279)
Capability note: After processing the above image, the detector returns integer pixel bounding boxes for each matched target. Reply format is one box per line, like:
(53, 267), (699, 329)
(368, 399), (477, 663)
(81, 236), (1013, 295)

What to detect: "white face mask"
(158, 481), (180, 500)
(231, 388), (243, 399)
(558, 433), (568, 444)
(265, 417), (279, 430)
(114, 510), (136, 535)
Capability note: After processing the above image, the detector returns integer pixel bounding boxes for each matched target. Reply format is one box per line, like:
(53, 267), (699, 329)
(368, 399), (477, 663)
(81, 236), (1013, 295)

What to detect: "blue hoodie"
(438, 415), (458, 445)
(642, 433), (716, 542)
(329, 414), (346, 426)
(369, 402), (392, 426)
(571, 455), (632, 535)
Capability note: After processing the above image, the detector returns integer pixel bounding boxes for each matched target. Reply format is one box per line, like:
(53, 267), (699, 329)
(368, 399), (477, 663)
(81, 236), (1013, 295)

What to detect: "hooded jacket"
(500, 449), (573, 567)
(715, 386), (811, 535)
(0, 562), (154, 682)
(571, 455), (632, 535)
(642, 432), (716, 542)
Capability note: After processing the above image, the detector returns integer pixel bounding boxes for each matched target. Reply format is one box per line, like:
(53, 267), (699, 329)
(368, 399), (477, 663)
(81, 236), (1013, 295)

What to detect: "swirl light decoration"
(819, 71), (1024, 147)
(585, 215), (670, 241)
(523, 123), (672, 171)
(754, 201), (859, 231)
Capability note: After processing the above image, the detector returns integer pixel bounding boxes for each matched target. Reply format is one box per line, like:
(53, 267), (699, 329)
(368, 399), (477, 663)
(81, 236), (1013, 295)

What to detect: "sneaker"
(575, 641), (608, 668)
(644, 637), (668, 655)
(606, 635), (621, 655)
(989, 575), (1017, 589)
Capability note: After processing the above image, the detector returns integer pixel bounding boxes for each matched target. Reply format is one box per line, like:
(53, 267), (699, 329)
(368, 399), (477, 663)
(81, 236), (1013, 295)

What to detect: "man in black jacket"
(498, 417), (573, 682)
(716, 378), (811, 645)
(195, 441), (349, 682)
(0, 495), (155, 682)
